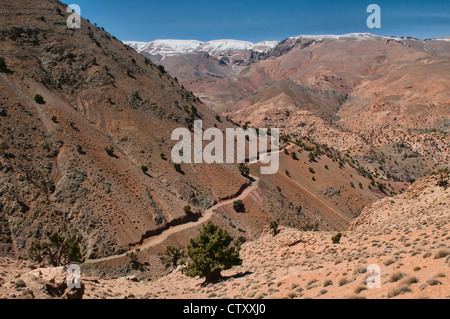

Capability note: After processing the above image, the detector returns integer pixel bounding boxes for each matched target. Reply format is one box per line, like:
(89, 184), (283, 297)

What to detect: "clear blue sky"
(61, 0), (450, 42)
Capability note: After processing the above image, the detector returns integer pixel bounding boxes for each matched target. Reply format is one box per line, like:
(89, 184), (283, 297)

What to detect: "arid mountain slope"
(0, 174), (447, 299)
(140, 35), (450, 182)
(0, 0), (388, 263)
(0, 0), (249, 259)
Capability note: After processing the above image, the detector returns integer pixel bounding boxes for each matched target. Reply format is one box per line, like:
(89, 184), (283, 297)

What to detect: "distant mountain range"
(124, 33), (450, 57)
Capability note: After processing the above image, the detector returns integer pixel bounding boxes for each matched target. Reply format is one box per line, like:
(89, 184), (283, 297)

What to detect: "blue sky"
(61, 0), (450, 42)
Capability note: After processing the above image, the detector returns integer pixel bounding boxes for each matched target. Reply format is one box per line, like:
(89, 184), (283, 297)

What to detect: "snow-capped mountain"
(123, 39), (279, 56)
(123, 33), (422, 58)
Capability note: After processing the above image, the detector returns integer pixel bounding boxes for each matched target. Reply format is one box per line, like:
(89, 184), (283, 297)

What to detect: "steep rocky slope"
(0, 0), (248, 259)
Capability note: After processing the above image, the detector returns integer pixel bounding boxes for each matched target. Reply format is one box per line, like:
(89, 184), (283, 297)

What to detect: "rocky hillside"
(0, 0), (249, 259)
(0, 173), (447, 299)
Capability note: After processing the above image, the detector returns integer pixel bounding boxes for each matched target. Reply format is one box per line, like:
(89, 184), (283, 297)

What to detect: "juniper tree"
(185, 222), (242, 283)
(29, 233), (82, 266)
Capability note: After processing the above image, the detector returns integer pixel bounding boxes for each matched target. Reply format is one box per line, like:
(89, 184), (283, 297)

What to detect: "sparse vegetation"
(388, 285), (412, 298)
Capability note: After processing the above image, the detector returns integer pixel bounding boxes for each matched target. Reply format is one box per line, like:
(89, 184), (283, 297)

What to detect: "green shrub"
(105, 146), (115, 156)
(291, 152), (298, 160)
(332, 232), (342, 244)
(157, 64), (166, 74)
(141, 165), (148, 173)
(183, 205), (192, 214)
(269, 220), (280, 236)
(233, 200), (245, 213)
(126, 249), (141, 270)
(34, 94), (45, 104)
(76, 145), (84, 154)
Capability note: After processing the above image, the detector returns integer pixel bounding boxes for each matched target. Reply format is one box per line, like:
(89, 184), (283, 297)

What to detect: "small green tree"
(157, 64), (166, 74)
(29, 233), (82, 266)
(332, 233), (343, 244)
(291, 152), (298, 160)
(233, 200), (245, 213)
(34, 94), (45, 104)
(185, 222), (242, 283)
(158, 246), (186, 270)
(141, 165), (148, 173)
(183, 205), (192, 214)
(269, 220), (280, 236)
(105, 146), (115, 157)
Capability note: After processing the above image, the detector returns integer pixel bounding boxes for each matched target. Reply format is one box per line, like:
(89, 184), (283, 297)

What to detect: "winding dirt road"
(85, 176), (260, 264)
